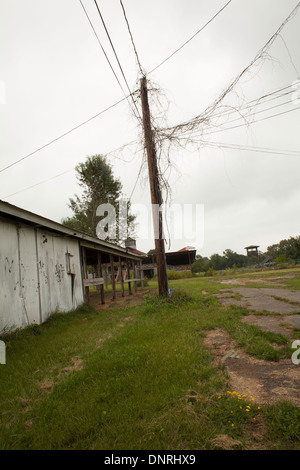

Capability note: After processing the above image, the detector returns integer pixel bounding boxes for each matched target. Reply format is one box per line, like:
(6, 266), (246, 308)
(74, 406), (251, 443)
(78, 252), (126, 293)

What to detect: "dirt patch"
(58, 357), (83, 376)
(89, 289), (150, 311)
(118, 316), (133, 328)
(96, 333), (113, 349)
(39, 378), (56, 394)
(17, 397), (32, 414)
(220, 274), (295, 287)
(204, 328), (300, 406)
(38, 357), (84, 394)
(210, 434), (242, 450)
(217, 287), (300, 314)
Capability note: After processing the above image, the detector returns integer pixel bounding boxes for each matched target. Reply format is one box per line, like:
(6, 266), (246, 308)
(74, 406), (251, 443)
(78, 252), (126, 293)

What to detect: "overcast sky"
(1, 0), (300, 257)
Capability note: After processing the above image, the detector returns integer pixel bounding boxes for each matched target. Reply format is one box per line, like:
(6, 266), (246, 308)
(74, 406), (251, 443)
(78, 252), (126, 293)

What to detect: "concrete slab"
(217, 287), (300, 314)
(242, 314), (300, 336)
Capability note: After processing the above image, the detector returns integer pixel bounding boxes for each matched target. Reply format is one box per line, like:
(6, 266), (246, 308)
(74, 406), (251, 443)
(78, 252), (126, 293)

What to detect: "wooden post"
(104, 264), (108, 289)
(98, 252), (105, 304)
(140, 76), (169, 296)
(139, 260), (144, 289)
(127, 259), (132, 295)
(119, 257), (125, 297)
(188, 251), (191, 270)
(110, 255), (116, 300)
(133, 264), (137, 293)
(82, 247), (90, 303)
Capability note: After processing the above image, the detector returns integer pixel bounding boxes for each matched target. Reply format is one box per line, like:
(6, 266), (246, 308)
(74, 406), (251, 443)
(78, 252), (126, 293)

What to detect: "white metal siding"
(0, 222), (27, 332)
(37, 230), (83, 322)
(18, 226), (41, 326)
(0, 219), (84, 333)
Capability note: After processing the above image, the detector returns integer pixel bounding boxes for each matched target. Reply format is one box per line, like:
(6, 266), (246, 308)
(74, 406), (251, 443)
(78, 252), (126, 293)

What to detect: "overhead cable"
(0, 94), (134, 174)
(93, 0), (142, 121)
(149, 0), (233, 74)
(119, 0), (144, 76)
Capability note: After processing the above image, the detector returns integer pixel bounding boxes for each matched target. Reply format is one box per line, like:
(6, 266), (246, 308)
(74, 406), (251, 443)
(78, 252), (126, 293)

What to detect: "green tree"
(223, 249), (247, 268)
(192, 249), (247, 273)
(62, 154), (136, 243)
(191, 256), (210, 273)
(210, 253), (225, 271)
(266, 236), (300, 261)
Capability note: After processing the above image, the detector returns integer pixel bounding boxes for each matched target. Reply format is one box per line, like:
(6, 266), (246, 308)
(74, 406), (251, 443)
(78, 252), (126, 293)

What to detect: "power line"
(79, 0), (128, 97)
(218, 103), (300, 132)
(93, 0), (142, 121)
(129, 156), (145, 201)
(149, 0), (233, 74)
(158, 2), (300, 145)
(0, 94), (134, 174)
(0, 2), (142, 175)
(209, 81), (300, 121)
(119, 0), (144, 76)
(166, 2), (300, 137)
(2, 169), (74, 199)
(202, 140), (300, 157)
(211, 98), (296, 129)
(203, 1), (300, 116)
(1, 140), (140, 200)
(3, 3), (299, 187)
(197, 104), (300, 137)
(161, 81), (300, 134)
(279, 34), (300, 78)
(14, 134), (297, 202)
(79, 0), (142, 123)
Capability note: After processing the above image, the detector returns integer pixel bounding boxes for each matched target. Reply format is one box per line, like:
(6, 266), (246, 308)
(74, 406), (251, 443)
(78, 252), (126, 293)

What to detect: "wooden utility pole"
(140, 76), (169, 296)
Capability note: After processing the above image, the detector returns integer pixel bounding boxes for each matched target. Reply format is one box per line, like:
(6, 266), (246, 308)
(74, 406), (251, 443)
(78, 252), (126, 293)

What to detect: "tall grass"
(0, 274), (299, 449)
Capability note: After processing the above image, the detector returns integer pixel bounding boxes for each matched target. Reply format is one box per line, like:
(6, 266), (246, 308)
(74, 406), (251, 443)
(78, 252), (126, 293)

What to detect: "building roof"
(141, 246), (196, 266)
(126, 247), (147, 256)
(0, 200), (144, 261)
(177, 246), (196, 252)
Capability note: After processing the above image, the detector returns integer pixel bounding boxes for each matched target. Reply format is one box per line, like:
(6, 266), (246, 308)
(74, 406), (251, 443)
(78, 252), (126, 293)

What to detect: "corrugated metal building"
(0, 201), (144, 334)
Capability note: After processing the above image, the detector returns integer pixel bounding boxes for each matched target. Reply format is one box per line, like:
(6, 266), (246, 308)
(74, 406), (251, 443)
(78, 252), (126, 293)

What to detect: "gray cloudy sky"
(1, 0), (300, 257)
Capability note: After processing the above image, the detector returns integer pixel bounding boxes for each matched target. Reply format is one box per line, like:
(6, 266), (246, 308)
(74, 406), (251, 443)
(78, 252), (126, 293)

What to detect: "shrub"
(167, 270), (193, 280)
(168, 288), (193, 305)
(142, 288), (194, 312)
(204, 267), (217, 277)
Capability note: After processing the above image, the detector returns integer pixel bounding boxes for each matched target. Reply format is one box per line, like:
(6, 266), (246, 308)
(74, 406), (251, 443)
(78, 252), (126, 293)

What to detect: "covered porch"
(80, 241), (145, 305)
